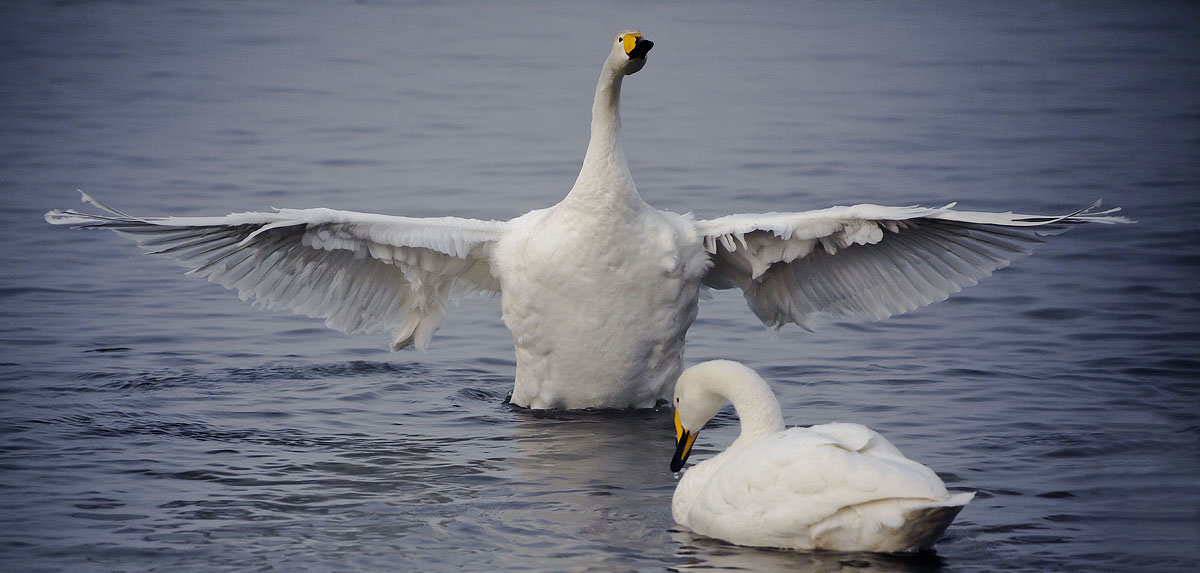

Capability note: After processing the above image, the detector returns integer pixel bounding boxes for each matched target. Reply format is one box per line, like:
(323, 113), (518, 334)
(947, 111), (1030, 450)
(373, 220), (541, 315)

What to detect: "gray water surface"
(2, 2), (1198, 571)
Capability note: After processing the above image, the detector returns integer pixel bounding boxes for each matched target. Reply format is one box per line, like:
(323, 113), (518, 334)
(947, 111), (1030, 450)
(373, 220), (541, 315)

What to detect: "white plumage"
(670, 360), (973, 552)
(45, 31), (1130, 409)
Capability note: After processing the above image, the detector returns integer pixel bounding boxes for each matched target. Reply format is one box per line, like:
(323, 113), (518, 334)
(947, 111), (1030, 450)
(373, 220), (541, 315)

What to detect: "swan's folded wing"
(45, 191), (508, 350)
(694, 202), (1131, 330)
(689, 428), (955, 548)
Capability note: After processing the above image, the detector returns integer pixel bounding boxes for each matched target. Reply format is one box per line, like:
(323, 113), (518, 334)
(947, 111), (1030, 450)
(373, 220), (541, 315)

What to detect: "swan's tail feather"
(811, 492), (974, 552)
(896, 492), (974, 551)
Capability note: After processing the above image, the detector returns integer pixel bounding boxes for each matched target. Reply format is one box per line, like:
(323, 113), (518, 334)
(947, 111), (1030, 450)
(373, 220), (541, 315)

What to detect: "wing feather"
(689, 425), (951, 547)
(45, 191), (508, 349)
(696, 202), (1131, 329)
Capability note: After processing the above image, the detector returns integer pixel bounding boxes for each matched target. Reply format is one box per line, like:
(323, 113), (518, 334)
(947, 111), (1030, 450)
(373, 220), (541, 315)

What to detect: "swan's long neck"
(723, 371), (786, 448)
(672, 362), (786, 526)
(565, 64), (641, 209)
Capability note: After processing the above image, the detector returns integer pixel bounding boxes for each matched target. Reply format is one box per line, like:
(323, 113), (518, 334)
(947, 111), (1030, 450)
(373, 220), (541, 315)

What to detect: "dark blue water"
(2, 1), (1198, 571)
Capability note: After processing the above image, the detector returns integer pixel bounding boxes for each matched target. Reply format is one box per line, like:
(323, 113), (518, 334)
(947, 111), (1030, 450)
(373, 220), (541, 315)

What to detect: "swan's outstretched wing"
(46, 191), (507, 350)
(695, 202), (1132, 330)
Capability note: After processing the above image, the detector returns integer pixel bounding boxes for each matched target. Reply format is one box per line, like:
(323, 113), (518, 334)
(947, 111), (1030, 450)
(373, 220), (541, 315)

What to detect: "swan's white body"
(496, 206), (705, 409)
(670, 360), (973, 552)
(491, 36), (708, 408)
(46, 32), (1130, 409)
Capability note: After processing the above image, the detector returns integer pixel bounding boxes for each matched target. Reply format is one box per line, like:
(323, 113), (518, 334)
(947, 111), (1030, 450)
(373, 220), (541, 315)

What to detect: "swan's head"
(609, 30), (653, 75)
(670, 361), (736, 472)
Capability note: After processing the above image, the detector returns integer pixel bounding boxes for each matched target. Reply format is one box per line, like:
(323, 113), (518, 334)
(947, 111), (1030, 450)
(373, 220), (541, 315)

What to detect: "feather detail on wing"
(694, 201), (1132, 330)
(690, 423), (952, 546)
(45, 191), (507, 350)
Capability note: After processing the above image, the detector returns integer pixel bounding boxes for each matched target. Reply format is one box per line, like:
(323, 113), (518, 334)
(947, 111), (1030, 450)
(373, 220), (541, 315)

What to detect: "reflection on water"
(2, 1), (1198, 571)
(505, 411), (679, 562)
(670, 528), (949, 573)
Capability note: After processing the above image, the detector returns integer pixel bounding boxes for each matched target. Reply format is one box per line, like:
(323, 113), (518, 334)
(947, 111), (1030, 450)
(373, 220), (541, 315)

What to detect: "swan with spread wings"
(46, 31), (1130, 409)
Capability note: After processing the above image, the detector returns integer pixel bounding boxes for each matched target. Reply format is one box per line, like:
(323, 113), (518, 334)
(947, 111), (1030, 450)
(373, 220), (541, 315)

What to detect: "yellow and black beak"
(623, 33), (653, 60)
(670, 410), (699, 472)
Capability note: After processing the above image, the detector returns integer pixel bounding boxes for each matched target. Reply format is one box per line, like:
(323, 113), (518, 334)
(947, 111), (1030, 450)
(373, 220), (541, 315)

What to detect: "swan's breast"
(490, 204), (708, 407)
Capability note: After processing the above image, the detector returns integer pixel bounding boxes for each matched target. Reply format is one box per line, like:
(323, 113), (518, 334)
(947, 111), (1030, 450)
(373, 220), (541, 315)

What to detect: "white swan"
(670, 360), (973, 552)
(45, 31), (1131, 409)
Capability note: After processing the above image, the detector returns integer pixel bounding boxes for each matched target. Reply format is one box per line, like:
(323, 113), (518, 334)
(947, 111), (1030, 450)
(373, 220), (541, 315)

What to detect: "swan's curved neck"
(724, 374), (786, 446)
(673, 363), (786, 526)
(565, 64), (640, 208)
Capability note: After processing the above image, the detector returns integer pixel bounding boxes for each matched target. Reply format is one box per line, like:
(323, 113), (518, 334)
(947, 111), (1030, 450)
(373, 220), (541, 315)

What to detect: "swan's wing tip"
(1080, 199), (1135, 223)
(45, 208), (102, 226)
(76, 189), (132, 217)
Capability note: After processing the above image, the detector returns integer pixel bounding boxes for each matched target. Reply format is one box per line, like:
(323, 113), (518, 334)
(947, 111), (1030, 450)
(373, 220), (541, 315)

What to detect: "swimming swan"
(46, 31), (1130, 409)
(670, 360), (973, 552)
